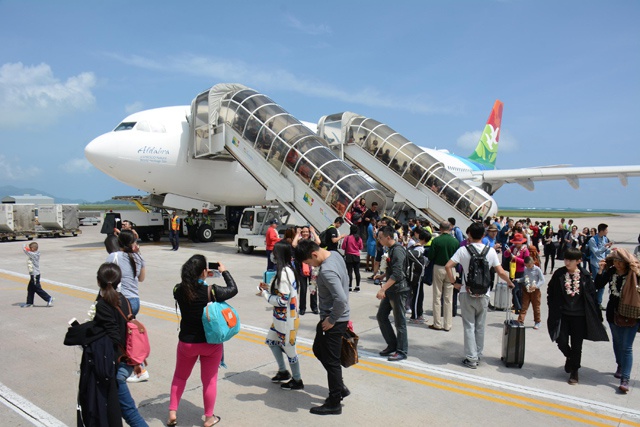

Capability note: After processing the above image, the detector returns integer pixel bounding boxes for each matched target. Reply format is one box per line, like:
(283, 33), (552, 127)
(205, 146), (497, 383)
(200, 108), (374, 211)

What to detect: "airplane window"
(137, 121), (150, 132)
(114, 122), (136, 131)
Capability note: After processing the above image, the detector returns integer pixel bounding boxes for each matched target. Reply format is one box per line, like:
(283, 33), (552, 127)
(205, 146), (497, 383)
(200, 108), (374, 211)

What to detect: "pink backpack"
(117, 300), (151, 365)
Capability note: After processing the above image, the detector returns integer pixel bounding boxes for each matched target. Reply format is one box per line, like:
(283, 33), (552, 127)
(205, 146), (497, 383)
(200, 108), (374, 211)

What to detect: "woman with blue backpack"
(168, 255), (238, 427)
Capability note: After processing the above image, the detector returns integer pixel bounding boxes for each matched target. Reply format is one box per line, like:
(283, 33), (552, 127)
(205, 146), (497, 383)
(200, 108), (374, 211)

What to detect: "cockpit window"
(114, 122), (136, 131)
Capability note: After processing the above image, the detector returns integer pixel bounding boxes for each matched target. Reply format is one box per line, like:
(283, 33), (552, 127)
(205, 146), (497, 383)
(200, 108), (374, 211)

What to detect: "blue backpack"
(202, 284), (240, 344)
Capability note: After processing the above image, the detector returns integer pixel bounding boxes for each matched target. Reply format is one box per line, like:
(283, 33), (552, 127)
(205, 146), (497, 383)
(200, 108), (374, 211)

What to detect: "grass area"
(79, 204), (139, 211)
(498, 210), (618, 219)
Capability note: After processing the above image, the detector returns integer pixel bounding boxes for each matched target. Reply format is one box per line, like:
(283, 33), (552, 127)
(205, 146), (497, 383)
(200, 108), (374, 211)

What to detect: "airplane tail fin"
(467, 100), (503, 170)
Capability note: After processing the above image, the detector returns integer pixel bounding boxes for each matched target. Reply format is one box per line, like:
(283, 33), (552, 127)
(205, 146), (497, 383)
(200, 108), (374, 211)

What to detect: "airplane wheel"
(239, 240), (254, 254)
(197, 224), (214, 243)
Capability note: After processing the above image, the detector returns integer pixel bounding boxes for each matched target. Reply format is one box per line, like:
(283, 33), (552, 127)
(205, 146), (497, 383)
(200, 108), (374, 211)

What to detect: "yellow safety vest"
(171, 216), (180, 231)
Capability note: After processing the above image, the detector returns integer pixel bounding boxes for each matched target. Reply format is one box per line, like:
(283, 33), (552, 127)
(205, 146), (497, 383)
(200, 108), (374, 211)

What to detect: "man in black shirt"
(324, 217), (345, 251)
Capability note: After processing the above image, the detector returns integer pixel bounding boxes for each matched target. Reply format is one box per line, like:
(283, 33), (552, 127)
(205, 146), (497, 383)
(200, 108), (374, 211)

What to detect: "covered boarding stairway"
(190, 84), (387, 232)
(317, 112), (496, 230)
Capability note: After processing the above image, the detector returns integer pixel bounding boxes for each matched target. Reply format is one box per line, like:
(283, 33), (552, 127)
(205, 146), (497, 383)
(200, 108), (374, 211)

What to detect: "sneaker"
(280, 378), (304, 390)
(379, 347), (395, 357)
(614, 366), (622, 379)
(409, 318), (425, 324)
(619, 379), (630, 393)
(568, 370), (579, 385)
(388, 352), (407, 362)
(21, 303), (33, 308)
(462, 358), (478, 369)
(353, 287), (360, 293)
(406, 308), (412, 315)
(533, 322), (541, 330)
(127, 369), (149, 383)
(271, 371), (291, 383)
(47, 297), (54, 307)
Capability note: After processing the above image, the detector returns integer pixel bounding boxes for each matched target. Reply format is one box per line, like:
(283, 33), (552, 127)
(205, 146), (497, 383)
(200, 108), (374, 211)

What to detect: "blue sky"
(1, 0), (638, 210)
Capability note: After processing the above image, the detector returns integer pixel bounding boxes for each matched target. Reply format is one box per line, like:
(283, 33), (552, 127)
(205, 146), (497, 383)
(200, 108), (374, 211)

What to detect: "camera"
(208, 262), (220, 270)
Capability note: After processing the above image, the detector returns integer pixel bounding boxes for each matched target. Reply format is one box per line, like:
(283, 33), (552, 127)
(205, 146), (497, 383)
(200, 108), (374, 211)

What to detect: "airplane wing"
(464, 165), (640, 193)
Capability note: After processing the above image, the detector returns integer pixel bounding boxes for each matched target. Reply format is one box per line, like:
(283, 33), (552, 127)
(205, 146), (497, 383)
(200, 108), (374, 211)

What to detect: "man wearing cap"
(427, 221), (460, 331)
(266, 219), (280, 271)
(504, 233), (530, 314)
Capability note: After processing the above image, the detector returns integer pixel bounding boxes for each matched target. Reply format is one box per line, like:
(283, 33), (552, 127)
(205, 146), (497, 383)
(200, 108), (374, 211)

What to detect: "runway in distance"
(84, 87), (640, 219)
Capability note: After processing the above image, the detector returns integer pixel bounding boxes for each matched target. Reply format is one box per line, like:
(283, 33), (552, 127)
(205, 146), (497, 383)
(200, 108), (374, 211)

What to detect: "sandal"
(204, 415), (221, 427)
(167, 410), (177, 426)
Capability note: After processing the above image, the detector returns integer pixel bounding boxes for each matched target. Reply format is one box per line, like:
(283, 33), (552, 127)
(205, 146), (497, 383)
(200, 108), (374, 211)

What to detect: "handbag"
(509, 261), (517, 280)
(202, 284), (241, 344)
(340, 322), (359, 368)
(116, 299), (151, 365)
(616, 273), (640, 326)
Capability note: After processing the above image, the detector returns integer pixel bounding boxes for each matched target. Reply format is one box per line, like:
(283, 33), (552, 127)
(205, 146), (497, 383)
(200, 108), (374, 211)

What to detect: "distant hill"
(0, 185), (129, 205)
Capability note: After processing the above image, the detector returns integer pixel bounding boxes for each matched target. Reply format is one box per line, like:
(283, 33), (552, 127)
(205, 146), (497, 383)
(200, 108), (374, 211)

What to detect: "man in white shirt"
(445, 223), (513, 369)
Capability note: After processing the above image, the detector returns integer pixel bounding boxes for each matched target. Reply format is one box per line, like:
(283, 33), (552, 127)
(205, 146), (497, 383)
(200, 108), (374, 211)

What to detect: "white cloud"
(0, 62), (96, 128)
(284, 14), (332, 36)
(0, 155), (41, 180)
(60, 158), (92, 174)
(106, 53), (453, 115)
(457, 129), (518, 152)
(125, 101), (144, 114)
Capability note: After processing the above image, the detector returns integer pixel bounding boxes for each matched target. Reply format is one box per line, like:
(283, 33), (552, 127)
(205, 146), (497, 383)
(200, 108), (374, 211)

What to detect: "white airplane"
(85, 95), (640, 216)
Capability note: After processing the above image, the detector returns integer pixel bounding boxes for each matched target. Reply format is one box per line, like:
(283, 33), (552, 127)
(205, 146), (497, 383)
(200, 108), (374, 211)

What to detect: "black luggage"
(501, 310), (525, 368)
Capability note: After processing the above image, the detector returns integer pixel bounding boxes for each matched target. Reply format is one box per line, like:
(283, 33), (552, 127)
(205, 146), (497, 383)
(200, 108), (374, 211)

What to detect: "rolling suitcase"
(501, 310), (525, 368)
(493, 281), (510, 311)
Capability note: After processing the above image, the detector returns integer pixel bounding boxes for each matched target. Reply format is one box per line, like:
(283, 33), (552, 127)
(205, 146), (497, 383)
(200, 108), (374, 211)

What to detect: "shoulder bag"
(616, 274), (640, 327)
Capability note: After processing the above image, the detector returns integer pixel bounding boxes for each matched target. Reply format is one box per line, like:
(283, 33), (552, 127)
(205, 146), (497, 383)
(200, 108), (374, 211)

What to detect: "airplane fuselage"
(85, 106), (267, 206)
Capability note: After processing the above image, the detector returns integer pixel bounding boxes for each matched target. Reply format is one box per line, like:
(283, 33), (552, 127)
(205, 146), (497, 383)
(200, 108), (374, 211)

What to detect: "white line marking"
(0, 382), (67, 427)
(2, 269), (639, 421)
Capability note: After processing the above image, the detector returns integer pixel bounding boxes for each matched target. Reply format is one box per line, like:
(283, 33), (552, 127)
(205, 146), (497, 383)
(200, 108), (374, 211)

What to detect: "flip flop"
(204, 415), (221, 427)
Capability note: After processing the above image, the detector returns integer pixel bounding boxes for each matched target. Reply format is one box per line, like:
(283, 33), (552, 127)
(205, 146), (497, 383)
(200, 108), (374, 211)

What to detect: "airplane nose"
(85, 133), (114, 172)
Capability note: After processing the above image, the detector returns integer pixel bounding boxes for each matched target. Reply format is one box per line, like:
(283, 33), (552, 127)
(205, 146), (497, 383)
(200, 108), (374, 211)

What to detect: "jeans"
(591, 264), (605, 305)
(169, 341), (223, 417)
(460, 293), (489, 361)
(128, 297), (140, 316)
(117, 363), (148, 427)
(26, 274), (51, 304)
(512, 272), (523, 312)
(557, 314), (587, 371)
(313, 320), (347, 404)
(169, 229), (180, 250)
(609, 321), (638, 381)
(269, 345), (301, 380)
(376, 289), (409, 355)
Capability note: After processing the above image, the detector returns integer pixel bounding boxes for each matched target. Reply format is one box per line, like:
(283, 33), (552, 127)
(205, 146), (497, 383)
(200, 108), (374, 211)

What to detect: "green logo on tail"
(468, 124), (499, 168)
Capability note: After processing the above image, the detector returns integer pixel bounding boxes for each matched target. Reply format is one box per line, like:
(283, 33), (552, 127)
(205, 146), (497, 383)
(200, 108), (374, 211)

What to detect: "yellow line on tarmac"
(1, 272), (636, 426)
(359, 359), (639, 426)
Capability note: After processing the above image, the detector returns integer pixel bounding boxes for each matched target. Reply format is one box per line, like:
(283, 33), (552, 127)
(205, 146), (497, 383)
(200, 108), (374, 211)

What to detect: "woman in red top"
(505, 233), (530, 314)
(342, 225), (364, 292)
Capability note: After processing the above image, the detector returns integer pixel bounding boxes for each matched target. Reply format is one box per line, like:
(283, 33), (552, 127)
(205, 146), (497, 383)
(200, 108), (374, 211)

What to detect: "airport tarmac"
(1, 215), (640, 427)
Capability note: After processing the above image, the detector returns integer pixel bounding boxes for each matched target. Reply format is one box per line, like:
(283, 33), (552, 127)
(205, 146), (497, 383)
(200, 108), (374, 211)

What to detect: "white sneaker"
(47, 298), (54, 307)
(533, 322), (541, 330)
(127, 369), (149, 383)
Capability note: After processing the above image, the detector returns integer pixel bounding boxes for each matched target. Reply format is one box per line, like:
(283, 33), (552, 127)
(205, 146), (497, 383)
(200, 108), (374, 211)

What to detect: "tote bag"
(202, 285), (240, 344)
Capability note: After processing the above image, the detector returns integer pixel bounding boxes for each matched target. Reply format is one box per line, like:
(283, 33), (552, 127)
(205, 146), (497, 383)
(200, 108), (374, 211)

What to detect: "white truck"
(233, 206), (291, 254)
(102, 210), (165, 242)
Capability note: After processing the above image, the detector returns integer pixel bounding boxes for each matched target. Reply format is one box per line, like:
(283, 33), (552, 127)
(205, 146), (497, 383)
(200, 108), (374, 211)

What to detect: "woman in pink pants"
(168, 255), (238, 427)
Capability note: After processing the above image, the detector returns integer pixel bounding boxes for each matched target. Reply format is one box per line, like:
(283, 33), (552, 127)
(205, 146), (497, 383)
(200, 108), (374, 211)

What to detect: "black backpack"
(465, 245), (492, 296)
(406, 246), (427, 286)
(318, 226), (335, 249)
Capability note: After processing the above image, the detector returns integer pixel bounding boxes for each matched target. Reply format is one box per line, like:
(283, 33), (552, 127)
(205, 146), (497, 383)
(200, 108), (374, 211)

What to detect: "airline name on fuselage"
(138, 146), (170, 155)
